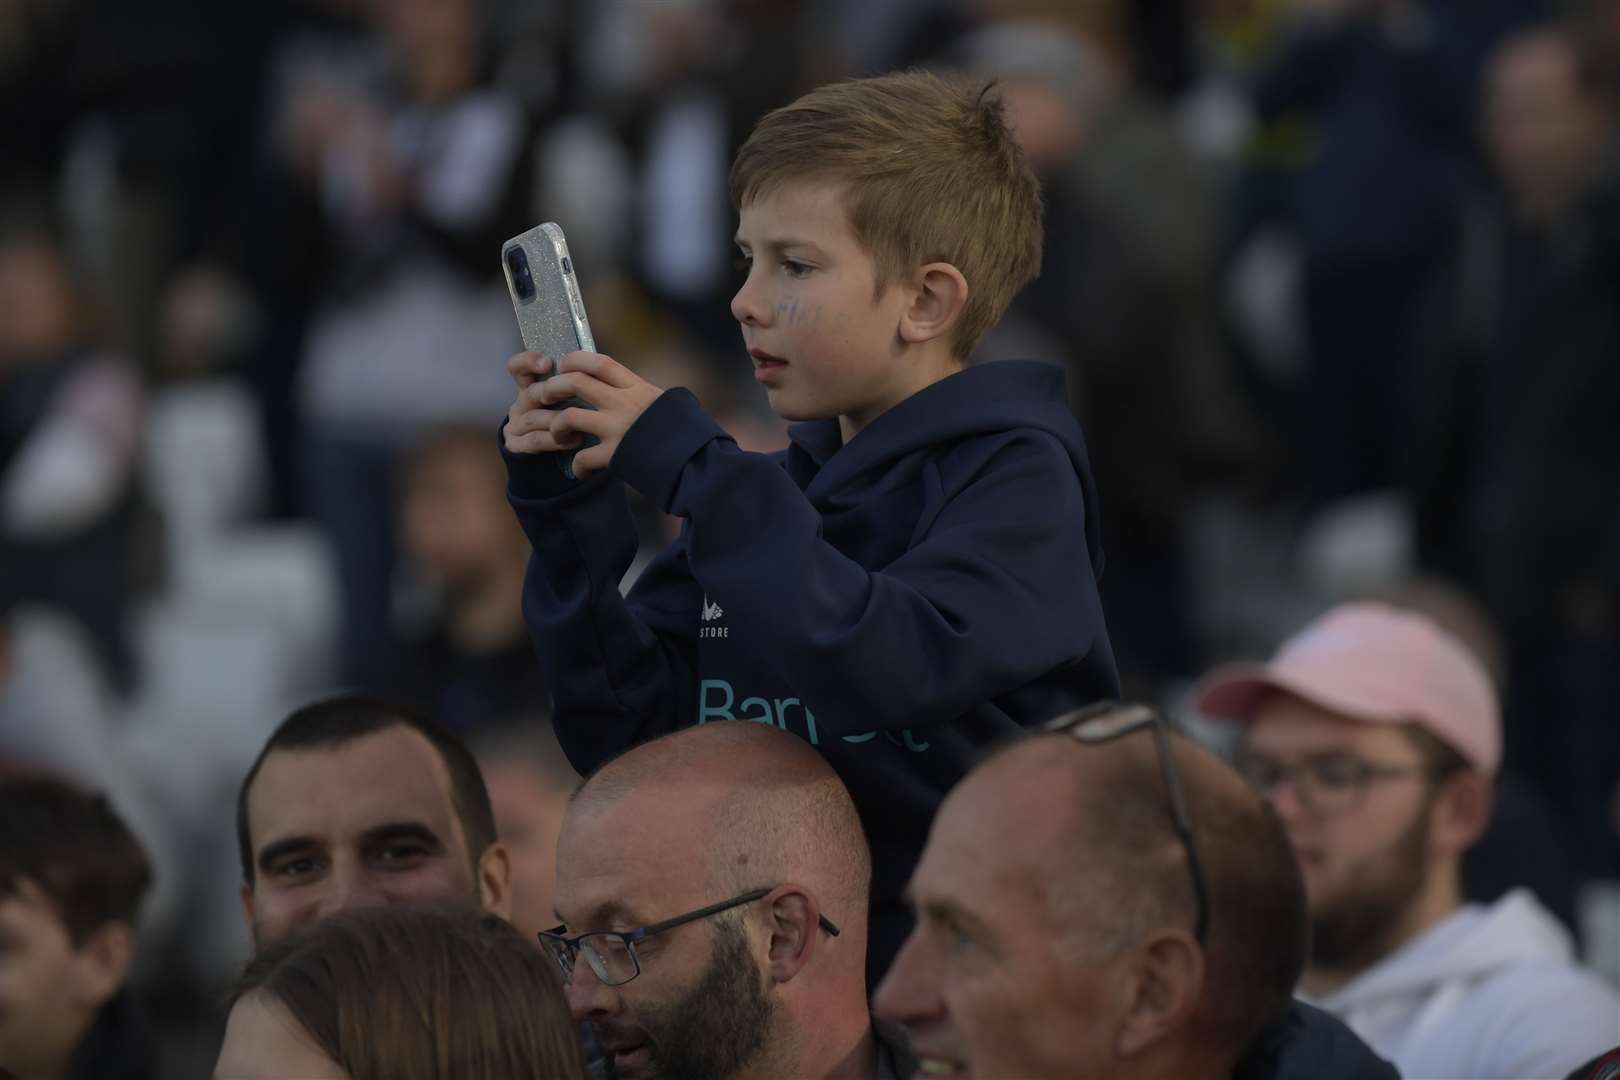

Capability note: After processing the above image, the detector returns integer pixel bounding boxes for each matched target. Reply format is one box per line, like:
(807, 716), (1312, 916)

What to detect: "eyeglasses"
(1238, 753), (1441, 818)
(1042, 702), (1212, 945)
(539, 886), (841, 988)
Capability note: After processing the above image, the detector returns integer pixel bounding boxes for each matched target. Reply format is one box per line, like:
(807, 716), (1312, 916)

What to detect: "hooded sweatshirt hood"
(784, 360), (1106, 579)
(1307, 890), (1620, 1079)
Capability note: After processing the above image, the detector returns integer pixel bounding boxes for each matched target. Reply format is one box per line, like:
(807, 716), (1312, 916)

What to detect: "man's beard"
(628, 918), (776, 1080)
(1308, 802), (1433, 971)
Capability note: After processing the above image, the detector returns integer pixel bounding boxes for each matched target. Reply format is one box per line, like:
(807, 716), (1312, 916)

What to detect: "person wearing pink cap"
(1197, 602), (1619, 1079)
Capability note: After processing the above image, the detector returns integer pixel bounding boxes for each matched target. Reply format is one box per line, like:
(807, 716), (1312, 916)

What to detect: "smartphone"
(501, 223), (597, 478)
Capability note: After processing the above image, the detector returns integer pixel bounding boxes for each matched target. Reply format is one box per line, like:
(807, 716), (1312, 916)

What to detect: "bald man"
(542, 721), (903, 1080)
(875, 704), (1397, 1080)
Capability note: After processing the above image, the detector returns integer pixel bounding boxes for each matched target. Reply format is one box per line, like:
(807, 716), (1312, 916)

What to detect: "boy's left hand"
(529, 351), (664, 481)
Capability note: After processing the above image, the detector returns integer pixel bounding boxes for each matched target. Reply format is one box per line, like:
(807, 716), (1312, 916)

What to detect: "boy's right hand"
(504, 351), (586, 455)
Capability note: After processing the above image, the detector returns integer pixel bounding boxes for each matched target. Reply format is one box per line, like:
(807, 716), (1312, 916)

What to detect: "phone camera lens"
(506, 247), (535, 300)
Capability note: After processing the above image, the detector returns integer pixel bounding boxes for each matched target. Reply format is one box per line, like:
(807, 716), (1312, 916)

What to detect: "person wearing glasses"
(1197, 602), (1620, 1079)
(544, 720), (908, 1080)
(873, 702), (1397, 1080)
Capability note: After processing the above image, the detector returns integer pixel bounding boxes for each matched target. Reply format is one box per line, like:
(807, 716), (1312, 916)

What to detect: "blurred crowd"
(3, 0), (1620, 1074)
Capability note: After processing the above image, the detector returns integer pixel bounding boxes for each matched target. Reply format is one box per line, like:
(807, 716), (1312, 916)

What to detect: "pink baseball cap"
(1195, 603), (1501, 775)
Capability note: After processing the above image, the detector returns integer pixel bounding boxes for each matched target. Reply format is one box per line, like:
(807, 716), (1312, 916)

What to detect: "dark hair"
(236, 694), (497, 884)
(0, 773), (152, 944)
(228, 905), (589, 1080)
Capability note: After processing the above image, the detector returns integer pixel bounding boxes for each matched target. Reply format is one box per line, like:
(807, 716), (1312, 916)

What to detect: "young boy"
(501, 70), (1119, 974)
(0, 773), (156, 1080)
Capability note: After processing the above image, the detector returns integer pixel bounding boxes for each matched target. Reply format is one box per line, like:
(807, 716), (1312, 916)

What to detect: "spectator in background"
(546, 721), (902, 1080)
(959, 19), (1257, 693)
(0, 572), (179, 945)
(215, 905), (588, 1080)
(0, 774), (156, 1080)
(1366, 579), (1583, 934)
(0, 221), (144, 695)
(288, 0), (533, 687)
(235, 693), (510, 947)
(874, 702), (1394, 1080)
(1251, 0), (1543, 509)
(471, 726), (578, 941)
(1454, 16), (1620, 876)
(1197, 603), (1620, 1078)
(588, 0), (821, 361)
(391, 425), (548, 733)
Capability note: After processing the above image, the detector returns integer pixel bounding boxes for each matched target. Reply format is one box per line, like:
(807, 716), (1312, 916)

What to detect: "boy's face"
(0, 880), (108, 1078)
(732, 182), (934, 436)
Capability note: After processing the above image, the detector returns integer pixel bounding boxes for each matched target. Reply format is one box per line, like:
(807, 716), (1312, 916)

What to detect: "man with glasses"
(546, 719), (906, 1080)
(1198, 602), (1620, 1079)
(873, 702), (1396, 1080)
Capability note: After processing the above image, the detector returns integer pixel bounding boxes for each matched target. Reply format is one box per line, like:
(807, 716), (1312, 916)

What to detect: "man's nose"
(872, 931), (943, 1026)
(565, 959), (620, 1021)
(1264, 776), (1312, 824)
(320, 861), (387, 916)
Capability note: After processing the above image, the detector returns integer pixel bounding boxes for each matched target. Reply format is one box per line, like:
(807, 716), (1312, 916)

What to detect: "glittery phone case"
(501, 223), (597, 477)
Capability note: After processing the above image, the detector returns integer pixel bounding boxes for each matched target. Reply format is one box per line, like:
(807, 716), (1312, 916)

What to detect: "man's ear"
(1430, 771), (1493, 856)
(898, 262), (969, 348)
(71, 921), (134, 1010)
(478, 842), (514, 921)
(1115, 931), (1205, 1058)
(762, 886), (819, 986)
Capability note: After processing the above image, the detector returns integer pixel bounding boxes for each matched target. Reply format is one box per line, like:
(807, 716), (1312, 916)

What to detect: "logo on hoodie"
(700, 595), (727, 638)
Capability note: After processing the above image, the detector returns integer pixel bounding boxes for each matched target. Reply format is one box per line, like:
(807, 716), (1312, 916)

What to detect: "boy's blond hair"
(730, 70), (1043, 358)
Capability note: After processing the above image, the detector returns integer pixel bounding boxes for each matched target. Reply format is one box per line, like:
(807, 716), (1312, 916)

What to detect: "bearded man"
(1197, 603), (1619, 1079)
(543, 720), (904, 1080)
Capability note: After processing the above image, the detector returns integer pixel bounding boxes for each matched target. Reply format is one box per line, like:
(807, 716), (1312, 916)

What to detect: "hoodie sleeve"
(612, 389), (1109, 737)
(503, 432), (700, 771)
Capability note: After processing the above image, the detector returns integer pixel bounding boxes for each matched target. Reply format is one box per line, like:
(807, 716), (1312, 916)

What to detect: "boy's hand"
(503, 350), (663, 480)
(504, 351), (571, 456)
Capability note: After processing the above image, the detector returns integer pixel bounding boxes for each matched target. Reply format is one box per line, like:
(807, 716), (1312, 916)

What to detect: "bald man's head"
(555, 723), (875, 1080)
(1022, 731), (1307, 1047)
(570, 722), (872, 920)
(877, 715), (1306, 1079)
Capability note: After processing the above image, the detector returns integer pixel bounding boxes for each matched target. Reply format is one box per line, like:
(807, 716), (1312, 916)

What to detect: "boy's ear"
(71, 921), (135, 1010)
(898, 262), (969, 348)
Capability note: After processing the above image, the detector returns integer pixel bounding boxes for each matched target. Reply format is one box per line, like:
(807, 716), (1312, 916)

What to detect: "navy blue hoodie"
(504, 359), (1119, 974)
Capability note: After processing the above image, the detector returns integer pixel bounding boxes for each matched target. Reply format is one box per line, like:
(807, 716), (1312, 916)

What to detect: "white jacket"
(1304, 890), (1620, 1079)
